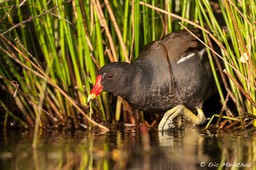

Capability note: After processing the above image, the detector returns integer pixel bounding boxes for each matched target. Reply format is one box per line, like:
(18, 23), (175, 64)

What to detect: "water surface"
(0, 122), (255, 170)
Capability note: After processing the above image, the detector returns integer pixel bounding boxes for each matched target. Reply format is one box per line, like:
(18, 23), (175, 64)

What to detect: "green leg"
(158, 105), (206, 130)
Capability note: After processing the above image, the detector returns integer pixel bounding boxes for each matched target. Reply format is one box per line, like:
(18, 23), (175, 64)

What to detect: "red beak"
(87, 75), (103, 103)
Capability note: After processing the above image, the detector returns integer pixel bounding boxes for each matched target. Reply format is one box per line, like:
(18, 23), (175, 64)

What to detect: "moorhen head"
(87, 29), (217, 130)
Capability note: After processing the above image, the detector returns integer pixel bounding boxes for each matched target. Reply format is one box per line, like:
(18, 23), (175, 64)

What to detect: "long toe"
(158, 105), (207, 131)
(158, 105), (184, 130)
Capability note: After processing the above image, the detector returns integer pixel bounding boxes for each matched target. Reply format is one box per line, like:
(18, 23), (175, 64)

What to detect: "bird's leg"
(158, 105), (206, 130)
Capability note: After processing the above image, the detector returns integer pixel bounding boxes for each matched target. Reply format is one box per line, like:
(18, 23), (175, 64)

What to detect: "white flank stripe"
(177, 53), (195, 64)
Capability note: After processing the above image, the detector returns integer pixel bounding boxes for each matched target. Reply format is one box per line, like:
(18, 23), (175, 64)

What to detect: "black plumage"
(88, 29), (217, 115)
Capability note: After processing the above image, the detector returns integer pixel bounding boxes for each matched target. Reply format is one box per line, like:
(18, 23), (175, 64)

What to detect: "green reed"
(0, 0), (255, 132)
(196, 0), (256, 127)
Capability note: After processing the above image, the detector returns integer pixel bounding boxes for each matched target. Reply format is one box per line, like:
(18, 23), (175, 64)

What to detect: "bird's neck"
(121, 65), (152, 104)
(108, 64), (136, 99)
(115, 65), (145, 101)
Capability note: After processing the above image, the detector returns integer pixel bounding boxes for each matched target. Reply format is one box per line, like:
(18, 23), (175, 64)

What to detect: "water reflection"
(0, 123), (255, 170)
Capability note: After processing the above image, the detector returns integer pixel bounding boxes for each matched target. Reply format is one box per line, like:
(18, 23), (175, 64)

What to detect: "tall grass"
(196, 0), (256, 127)
(0, 0), (255, 132)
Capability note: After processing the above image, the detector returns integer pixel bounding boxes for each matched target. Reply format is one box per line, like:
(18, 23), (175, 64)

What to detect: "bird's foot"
(158, 105), (206, 131)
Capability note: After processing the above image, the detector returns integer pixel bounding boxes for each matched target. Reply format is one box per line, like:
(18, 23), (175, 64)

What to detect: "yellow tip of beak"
(87, 93), (97, 104)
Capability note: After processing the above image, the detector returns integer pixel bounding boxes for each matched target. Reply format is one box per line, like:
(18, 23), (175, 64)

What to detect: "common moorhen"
(87, 29), (217, 130)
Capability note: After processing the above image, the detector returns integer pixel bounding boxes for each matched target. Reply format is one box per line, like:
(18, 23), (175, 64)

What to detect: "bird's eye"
(107, 73), (114, 79)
